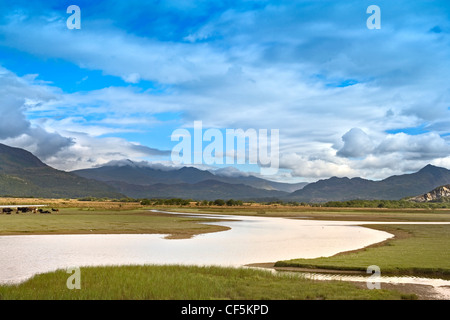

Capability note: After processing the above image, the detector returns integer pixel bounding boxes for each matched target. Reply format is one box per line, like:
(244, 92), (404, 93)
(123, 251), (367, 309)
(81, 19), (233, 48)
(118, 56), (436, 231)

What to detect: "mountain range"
(72, 160), (307, 194)
(71, 161), (304, 200)
(2, 142), (450, 202)
(286, 164), (450, 202)
(0, 143), (123, 198)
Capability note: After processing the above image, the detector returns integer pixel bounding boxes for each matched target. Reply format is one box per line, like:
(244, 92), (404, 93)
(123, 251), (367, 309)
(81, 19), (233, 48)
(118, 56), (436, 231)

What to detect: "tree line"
(77, 196), (450, 208)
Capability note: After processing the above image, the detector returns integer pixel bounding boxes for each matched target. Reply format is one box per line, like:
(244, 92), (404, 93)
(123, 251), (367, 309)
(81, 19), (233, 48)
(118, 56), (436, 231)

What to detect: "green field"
(276, 224), (450, 277)
(0, 208), (229, 239)
(0, 265), (415, 300)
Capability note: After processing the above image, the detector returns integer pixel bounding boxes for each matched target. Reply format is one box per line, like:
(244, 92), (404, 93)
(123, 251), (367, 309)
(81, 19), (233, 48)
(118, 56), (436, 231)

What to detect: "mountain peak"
(102, 159), (139, 168)
(418, 164), (445, 174)
(0, 143), (123, 198)
(0, 143), (46, 169)
(177, 166), (201, 172)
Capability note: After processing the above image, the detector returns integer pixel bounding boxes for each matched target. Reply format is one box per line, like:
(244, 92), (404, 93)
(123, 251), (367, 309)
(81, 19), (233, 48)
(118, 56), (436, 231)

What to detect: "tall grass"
(0, 265), (413, 300)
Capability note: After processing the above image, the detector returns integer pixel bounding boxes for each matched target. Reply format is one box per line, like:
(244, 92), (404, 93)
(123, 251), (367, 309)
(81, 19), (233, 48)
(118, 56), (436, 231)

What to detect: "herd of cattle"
(1, 207), (59, 214)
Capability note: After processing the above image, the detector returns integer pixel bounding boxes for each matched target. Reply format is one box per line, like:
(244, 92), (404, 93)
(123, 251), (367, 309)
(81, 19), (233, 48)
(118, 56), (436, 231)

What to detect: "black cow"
(2, 208), (13, 214)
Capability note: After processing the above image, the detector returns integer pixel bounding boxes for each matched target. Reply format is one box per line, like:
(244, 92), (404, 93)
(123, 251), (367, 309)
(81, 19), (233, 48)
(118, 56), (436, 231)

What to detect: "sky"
(0, 0), (449, 183)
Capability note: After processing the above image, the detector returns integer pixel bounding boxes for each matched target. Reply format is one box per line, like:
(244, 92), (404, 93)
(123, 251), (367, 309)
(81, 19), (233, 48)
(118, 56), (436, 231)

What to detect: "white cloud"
(123, 73), (141, 84)
(41, 132), (170, 171)
(0, 67), (74, 158)
(0, 16), (230, 85)
(337, 128), (374, 158)
(375, 132), (450, 160)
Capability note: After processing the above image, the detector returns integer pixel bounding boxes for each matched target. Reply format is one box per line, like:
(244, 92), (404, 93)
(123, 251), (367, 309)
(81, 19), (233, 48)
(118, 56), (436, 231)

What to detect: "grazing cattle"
(51, 208), (59, 213)
(2, 208), (13, 214)
(38, 209), (51, 214)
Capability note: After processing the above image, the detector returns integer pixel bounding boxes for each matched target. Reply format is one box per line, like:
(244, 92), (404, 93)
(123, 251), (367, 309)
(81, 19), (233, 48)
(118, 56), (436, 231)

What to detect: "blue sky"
(0, 0), (450, 182)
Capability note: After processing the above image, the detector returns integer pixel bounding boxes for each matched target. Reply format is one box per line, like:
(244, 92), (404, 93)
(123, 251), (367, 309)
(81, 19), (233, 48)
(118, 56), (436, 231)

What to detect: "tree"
(140, 199), (152, 206)
(226, 199), (235, 206)
(214, 199), (225, 206)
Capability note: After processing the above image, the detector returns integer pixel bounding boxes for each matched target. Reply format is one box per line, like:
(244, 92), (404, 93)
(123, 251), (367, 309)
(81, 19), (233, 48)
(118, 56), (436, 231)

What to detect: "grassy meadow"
(0, 207), (229, 239)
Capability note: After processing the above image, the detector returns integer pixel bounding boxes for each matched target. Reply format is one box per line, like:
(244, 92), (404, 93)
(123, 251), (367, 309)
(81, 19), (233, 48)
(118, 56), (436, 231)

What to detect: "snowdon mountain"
(108, 179), (289, 201)
(0, 143), (123, 198)
(71, 160), (307, 195)
(287, 164), (450, 202)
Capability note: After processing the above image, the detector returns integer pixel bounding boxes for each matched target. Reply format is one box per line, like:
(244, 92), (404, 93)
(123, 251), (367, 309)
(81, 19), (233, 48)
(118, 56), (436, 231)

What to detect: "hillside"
(409, 185), (450, 202)
(0, 144), (123, 198)
(287, 165), (450, 202)
(106, 179), (289, 201)
(72, 161), (306, 197)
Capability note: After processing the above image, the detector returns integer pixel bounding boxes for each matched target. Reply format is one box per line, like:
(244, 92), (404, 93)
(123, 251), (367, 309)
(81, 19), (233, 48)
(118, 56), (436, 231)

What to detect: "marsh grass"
(276, 224), (450, 277)
(0, 265), (413, 300)
(0, 208), (229, 238)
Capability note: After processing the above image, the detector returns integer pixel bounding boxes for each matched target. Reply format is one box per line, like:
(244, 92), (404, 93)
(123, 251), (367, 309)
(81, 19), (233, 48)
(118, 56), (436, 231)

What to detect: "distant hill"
(408, 184), (450, 202)
(72, 161), (306, 198)
(106, 179), (289, 201)
(287, 165), (450, 202)
(0, 143), (123, 198)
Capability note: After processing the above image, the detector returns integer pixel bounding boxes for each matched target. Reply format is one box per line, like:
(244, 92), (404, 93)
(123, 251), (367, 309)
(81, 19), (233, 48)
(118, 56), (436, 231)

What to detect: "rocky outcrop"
(409, 185), (450, 202)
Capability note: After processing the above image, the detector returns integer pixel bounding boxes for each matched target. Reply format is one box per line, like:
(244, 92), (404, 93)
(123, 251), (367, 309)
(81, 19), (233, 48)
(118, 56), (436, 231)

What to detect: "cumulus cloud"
(337, 128), (374, 158)
(4, 127), (74, 159)
(375, 132), (450, 160)
(0, 68), (74, 159)
(41, 133), (171, 171)
(0, 68), (38, 139)
(279, 152), (356, 180)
